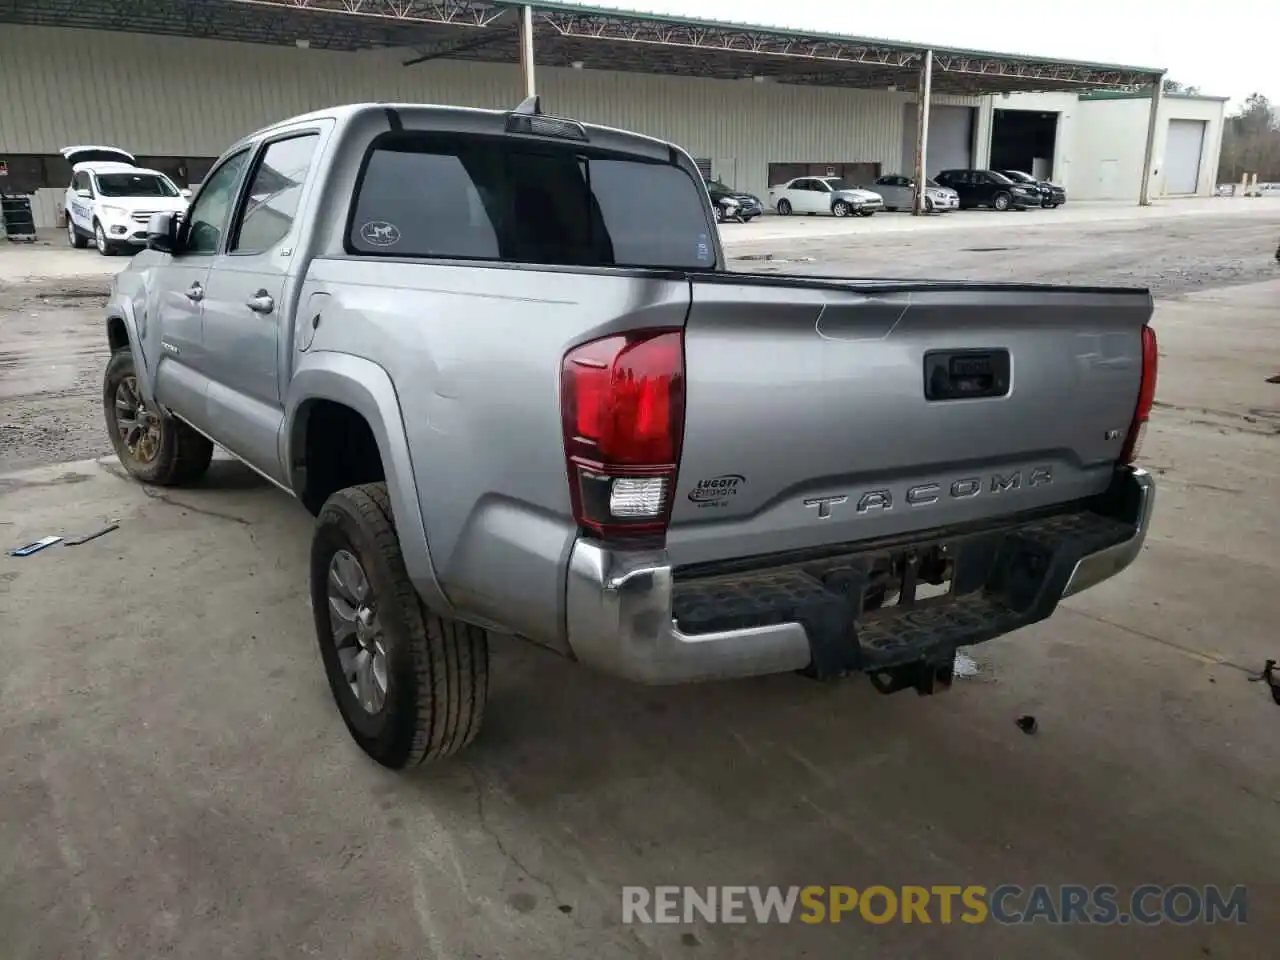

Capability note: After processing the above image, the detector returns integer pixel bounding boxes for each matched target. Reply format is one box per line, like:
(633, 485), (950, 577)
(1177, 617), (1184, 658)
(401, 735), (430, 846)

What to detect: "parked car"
(871, 174), (959, 213)
(934, 169), (1041, 211)
(62, 145), (191, 255)
(705, 179), (763, 221)
(102, 98), (1158, 769)
(997, 169), (1066, 208)
(768, 176), (884, 217)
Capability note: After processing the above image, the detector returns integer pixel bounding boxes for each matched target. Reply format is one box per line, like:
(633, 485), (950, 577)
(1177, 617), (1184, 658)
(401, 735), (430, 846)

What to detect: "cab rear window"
(347, 132), (716, 270)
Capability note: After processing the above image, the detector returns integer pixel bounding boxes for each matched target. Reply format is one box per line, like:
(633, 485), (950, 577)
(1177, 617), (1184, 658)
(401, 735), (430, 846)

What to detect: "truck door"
(148, 148), (253, 431)
(199, 130), (323, 484)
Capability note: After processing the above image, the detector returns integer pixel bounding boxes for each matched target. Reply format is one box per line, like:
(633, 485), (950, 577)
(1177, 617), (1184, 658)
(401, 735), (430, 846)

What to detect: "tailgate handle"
(924, 349), (1011, 401)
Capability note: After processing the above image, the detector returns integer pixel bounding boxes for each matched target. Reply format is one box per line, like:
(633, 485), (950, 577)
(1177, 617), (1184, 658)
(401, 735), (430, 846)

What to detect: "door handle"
(186, 282), (204, 302)
(246, 291), (275, 314)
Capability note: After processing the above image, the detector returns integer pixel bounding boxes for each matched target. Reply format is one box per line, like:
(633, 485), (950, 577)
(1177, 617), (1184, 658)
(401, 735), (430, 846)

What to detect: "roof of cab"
(237, 101), (675, 161)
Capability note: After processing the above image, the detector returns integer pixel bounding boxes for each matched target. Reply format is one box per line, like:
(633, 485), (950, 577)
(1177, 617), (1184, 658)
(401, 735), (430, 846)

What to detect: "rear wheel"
(312, 483), (490, 769)
(103, 349), (213, 485)
(66, 216), (87, 249)
(776, 198), (792, 216)
(993, 192), (1011, 212)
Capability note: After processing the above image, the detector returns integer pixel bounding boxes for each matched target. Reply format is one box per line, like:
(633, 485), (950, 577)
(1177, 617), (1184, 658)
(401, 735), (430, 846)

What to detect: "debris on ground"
(65, 521), (119, 546)
(1016, 715), (1038, 735)
(953, 650), (980, 678)
(1248, 659), (1280, 705)
(8, 535), (62, 556)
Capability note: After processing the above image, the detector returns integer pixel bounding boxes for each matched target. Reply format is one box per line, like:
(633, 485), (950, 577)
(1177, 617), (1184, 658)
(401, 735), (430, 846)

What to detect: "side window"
(185, 150), (251, 255)
(230, 134), (320, 254)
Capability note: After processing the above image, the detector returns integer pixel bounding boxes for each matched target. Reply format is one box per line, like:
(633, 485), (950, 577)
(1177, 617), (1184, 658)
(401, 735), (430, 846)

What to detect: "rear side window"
(347, 132), (715, 270)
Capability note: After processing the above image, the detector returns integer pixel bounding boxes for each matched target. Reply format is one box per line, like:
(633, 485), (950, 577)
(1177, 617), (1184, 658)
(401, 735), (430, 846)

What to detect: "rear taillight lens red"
(561, 329), (685, 539)
(1120, 324), (1158, 464)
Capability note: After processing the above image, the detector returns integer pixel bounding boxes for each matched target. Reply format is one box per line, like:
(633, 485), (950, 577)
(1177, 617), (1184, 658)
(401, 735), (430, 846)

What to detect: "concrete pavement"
(1, 279), (1278, 957)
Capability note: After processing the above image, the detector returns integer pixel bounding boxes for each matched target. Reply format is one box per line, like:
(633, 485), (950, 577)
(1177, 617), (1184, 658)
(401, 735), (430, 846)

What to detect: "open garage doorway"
(991, 109), (1059, 180)
(767, 161), (882, 189)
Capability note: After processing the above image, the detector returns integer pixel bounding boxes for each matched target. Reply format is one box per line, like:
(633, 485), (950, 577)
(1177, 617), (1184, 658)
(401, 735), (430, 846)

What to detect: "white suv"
(62, 145), (190, 256)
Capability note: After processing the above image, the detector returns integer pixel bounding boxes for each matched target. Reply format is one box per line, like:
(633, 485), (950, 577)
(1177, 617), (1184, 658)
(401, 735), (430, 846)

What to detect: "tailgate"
(667, 275), (1154, 568)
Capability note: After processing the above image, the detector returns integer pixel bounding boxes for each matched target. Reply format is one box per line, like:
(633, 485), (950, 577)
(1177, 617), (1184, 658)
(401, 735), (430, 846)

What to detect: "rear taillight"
(561, 329), (685, 540)
(1120, 324), (1158, 464)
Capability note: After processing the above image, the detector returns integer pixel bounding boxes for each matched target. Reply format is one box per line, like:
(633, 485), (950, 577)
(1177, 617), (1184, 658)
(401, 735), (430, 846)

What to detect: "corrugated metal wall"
(1, 25), (982, 226)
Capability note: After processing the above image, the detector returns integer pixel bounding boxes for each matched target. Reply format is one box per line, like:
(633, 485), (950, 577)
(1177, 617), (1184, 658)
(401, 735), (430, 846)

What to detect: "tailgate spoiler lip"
(692, 271), (1152, 299)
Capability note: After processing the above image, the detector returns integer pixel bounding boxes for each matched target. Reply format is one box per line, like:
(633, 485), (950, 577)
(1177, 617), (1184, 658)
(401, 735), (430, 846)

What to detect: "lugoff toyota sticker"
(688, 474), (745, 507)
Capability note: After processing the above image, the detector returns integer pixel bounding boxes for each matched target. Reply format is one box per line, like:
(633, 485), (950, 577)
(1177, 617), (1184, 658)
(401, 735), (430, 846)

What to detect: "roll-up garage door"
(902, 104), (975, 176)
(1164, 119), (1206, 195)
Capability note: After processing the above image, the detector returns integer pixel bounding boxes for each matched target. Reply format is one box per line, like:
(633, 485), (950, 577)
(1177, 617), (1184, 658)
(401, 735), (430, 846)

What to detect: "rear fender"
(284, 351), (454, 616)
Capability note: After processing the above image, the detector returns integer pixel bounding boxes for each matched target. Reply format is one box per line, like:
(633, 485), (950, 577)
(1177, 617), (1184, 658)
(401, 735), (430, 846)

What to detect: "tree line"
(1217, 93), (1279, 183)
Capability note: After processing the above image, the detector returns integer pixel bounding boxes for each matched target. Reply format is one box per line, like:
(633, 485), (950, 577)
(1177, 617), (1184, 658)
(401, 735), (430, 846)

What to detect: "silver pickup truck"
(102, 98), (1158, 769)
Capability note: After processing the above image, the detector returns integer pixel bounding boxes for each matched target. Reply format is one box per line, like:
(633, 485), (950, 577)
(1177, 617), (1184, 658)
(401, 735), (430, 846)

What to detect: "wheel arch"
(104, 299), (157, 406)
(285, 354), (453, 616)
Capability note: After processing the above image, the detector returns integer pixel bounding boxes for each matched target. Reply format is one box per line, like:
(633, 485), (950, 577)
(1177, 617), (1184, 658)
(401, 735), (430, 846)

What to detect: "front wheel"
(94, 221), (117, 256)
(776, 199), (792, 216)
(992, 192), (1011, 212)
(832, 200), (850, 217)
(312, 483), (490, 769)
(103, 349), (213, 485)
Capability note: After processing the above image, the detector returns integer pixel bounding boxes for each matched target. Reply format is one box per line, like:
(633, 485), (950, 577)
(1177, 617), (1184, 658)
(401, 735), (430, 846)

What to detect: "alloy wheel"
(327, 549), (389, 715)
(113, 374), (162, 464)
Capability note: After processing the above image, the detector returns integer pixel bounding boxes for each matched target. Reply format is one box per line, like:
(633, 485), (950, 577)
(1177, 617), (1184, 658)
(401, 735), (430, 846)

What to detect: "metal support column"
(913, 49), (933, 216)
(519, 5), (536, 98)
(1138, 74), (1165, 206)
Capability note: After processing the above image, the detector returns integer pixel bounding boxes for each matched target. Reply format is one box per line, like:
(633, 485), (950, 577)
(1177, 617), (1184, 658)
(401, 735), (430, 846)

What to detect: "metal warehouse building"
(0, 0), (1226, 229)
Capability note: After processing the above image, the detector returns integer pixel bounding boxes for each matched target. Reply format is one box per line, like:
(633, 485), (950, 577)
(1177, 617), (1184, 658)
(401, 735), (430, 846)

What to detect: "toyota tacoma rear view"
(101, 98), (1158, 769)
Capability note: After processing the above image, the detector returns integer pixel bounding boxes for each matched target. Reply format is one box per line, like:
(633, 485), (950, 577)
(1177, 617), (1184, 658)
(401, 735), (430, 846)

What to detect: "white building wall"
(1070, 94), (1226, 201)
(0, 25), (978, 226)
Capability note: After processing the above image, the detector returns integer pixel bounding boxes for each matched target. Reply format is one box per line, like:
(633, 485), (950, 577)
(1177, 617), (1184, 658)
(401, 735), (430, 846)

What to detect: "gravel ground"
(1, 211), (1277, 473)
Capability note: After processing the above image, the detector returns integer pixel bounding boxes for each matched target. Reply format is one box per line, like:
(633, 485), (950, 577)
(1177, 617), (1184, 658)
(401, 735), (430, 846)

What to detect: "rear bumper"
(564, 467), (1154, 685)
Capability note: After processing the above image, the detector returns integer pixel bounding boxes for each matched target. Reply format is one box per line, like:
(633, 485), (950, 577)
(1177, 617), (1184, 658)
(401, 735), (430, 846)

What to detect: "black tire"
(66, 215), (87, 249)
(103, 348), (213, 485)
(312, 483), (489, 769)
(993, 192), (1011, 212)
(776, 199), (792, 216)
(925, 197), (935, 213)
(742, 215), (755, 222)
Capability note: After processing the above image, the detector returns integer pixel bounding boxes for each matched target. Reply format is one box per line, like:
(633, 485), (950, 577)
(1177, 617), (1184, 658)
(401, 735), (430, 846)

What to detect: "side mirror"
(180, 188), (192, 200)
(146, 212), (181, 254)
(76, 188), (91, 199)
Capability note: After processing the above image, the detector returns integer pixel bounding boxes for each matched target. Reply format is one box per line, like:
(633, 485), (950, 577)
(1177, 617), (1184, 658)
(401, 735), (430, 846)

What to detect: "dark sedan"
(934, 169), (1042, 211)
(705, 179), (764, 221)
(998, 169), (1067, 208)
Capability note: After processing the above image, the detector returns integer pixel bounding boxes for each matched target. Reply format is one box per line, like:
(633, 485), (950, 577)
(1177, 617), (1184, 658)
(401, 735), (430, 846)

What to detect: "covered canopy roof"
(2, 0), (1164, 94)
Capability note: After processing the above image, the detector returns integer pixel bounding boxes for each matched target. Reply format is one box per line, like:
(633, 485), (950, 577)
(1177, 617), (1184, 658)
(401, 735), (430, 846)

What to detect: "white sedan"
(767, 176), (884, 217)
